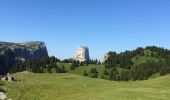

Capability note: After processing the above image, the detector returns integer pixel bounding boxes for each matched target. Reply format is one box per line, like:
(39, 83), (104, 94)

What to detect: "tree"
(84, 61), (89, 66)
(119, 70), (129, 81)
(83, 70), (88, 76)
(47, 65), (52, 73)
(160, 65), (170, 76)
(98, 61), (101, 65)
(108, 68), (117, 81)
(90, 68), (97, 73)
(61, 65), (66, 73)
(39, 67), (44, 73)
(91, 72), (98, 78)
(70, 64), (75, 70)
(103, 69), (109, 76)
(80, 62), (84, 66)
(70, 60), (80, 70)
(102, 69), (109, 79)
(101, 75), (104, 79)
(90, 68), (98, 78)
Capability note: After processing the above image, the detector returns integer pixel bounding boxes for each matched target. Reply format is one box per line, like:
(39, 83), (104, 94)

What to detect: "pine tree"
(47, 65), (52, 73)
(61, 65), (66, 73)
(83, 70), (88, 76)
(103, 69), (109, 76)
(90, 68), (98, 78)
(80, 62), (84, 66)
(70, 64), (75, 70)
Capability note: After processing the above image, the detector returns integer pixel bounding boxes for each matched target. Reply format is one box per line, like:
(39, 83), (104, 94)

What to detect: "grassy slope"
(60, 56), (160, 79)
(60, 50), (161, 78)
(4, 49), (168, 100)
(132, 55), (159, 65)
(65, 63), (105, 78)
(132, 50), (160, 65)
(4, 73), (170, 100)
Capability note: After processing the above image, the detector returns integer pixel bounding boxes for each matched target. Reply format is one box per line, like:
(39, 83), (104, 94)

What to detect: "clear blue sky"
(0, 0), (170, 60)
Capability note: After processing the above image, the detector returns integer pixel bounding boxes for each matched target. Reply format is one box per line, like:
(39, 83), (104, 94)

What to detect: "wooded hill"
(103, 46), (170, 81)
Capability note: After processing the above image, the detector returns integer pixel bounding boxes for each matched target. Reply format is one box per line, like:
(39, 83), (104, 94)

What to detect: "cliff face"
(0, 41), (48, 74)
(73, 46), (90, 62)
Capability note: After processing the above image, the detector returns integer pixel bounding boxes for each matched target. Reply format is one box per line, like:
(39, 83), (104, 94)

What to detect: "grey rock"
(0, 92), (7, 100)
(0, 74), (17, 82)
(0, 41), (48, 74)
(103, 53), (109, 62)
(73, 46), (90, 62)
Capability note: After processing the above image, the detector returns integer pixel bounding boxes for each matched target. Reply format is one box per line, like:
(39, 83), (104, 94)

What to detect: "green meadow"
(62, 63), (105, 77)
(4, 72), (170, 100)
(2, 49), (170, 100)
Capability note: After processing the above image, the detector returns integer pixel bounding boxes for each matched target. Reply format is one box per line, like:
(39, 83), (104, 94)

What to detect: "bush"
(0, 86), (7, 93)
(70, 64), (75, 70)
(103, 69), (109, 75)
(91, 72), (98, 78)
(90, 68), (98, 78)
(83, 70), (88, 76)
(0, 81), (4, 85)
(160, 66), (170, 76)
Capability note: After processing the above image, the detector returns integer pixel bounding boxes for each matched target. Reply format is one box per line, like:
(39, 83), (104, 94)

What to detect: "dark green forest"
(9, 56), (68, 74)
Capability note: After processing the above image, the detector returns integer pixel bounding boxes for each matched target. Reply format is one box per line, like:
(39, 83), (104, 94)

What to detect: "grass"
(132, 50), (162, 65)
(3, 50), (168, 100)
(68, 64), (105, 77)
(132, 55), (159, 65)
(4, 72), (170, 100)
(57, 63), (105, 78)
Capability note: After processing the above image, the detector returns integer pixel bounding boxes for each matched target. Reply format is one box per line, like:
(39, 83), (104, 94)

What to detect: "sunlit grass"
(4, 73), (170, 100)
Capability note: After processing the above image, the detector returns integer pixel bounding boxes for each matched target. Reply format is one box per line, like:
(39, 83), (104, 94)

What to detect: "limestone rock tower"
(73, 46), (90, 62)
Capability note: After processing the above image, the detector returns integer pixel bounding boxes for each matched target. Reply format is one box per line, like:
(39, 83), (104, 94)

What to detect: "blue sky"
(0, 0), (170, 60)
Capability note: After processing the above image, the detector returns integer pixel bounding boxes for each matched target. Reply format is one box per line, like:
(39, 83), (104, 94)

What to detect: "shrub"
(83, 70), (88, 76)
(0, 86), (7, 93)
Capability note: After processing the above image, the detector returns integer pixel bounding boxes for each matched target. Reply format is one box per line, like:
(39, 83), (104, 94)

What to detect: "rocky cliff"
(0, 41), (48, 74)
(73, 46), (90, 62)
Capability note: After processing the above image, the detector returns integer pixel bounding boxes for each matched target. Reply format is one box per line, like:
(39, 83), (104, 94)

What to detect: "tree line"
(103, 46), (170, 81)
(69, 59), (101, 70)
(9, 56), (67, 73)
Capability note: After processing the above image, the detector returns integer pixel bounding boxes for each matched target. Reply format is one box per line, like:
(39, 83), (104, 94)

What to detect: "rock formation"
(0, 41), (48, 74)
(73, 46), (90, 62)
(0, 92), (7, 100)
(103, 53), (109, 62)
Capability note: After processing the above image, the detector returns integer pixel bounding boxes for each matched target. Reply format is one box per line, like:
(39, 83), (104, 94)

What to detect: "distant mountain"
(0, 41), (48, 75)
(73, 46), (90, 62)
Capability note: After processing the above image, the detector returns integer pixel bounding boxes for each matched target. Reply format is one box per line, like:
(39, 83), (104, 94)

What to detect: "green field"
(2, 49), (169, 100)
(3, 72), (170, 100)
(62, 63), (105, 77)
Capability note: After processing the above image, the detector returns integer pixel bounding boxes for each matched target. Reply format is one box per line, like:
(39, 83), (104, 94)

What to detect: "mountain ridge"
(0, 41), (48, 75)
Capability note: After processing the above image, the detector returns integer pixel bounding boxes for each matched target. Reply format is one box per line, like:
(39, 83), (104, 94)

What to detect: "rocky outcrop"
(0, 41), (48, 74)
(0, 74), (17, 82)
(73, 46), (90, 62)
(103, 53), (109, 62)
(0, 92), (7, 100)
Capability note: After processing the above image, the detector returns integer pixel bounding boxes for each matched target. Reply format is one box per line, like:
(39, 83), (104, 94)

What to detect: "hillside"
(2, 46), (170, 100)
(102, 46), (170, 81)
(0, 41), (48, 75)
(58, 49), (165, 79)
(3, 73), (170, 100)
(62, 63), (105, 78)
